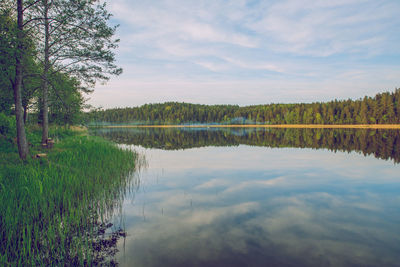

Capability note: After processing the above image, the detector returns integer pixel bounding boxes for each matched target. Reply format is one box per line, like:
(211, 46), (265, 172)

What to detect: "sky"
(89, 0), (400, 109)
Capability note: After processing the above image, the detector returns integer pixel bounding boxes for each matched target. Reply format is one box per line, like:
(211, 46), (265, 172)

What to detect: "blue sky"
(90, 0), (400, 108)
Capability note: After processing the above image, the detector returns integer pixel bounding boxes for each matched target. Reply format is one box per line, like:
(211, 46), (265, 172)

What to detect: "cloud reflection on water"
(116, 146), (400, 267)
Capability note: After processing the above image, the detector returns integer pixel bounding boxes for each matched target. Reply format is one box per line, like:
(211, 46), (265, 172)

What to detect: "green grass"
(0, 127), (137, 265)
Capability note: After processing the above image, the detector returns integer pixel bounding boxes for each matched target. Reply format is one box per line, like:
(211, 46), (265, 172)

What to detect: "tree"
(359, 97), (368, 124)
(1, 4), (42, 120)
(1, 2), (45, 159)
(14, 0), (30, 159)
(48, 72), (84, 126)
(27, 0), (121, 143)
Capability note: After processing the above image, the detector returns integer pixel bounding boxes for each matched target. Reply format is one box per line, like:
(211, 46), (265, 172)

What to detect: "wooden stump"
(47, 139), (54, 149)
(41, 138), (55, 149)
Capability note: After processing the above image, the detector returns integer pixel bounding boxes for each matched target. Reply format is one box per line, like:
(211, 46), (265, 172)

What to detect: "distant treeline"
(84, 89), (400, 125)
(90, 127), (400, 163)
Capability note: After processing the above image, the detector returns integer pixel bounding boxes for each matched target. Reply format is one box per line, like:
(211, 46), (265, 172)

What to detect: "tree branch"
(23, 0), (41, 12)
(9, 77), (15, 88)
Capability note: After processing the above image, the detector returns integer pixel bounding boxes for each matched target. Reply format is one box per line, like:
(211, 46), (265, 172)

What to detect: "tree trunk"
(41, 0), (49, 144)
(15, 0), (29, 160)
(23, 105), (28, 124)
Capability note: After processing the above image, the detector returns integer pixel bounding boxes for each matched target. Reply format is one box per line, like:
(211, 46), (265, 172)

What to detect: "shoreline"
(0, 127), (137, 265)
(98, 124), (400, 129)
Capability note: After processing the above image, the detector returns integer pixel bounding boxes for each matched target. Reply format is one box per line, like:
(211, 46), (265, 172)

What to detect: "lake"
(90, 127), (400, 267)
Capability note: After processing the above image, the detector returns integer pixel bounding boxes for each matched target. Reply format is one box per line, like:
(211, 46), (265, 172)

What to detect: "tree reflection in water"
(90, 127), (400, 163)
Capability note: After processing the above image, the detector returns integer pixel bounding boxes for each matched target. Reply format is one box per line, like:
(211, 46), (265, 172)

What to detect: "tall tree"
(27, 0), (121, 144)
(14, 0), (29, 159)
(1, 3), (42, 120)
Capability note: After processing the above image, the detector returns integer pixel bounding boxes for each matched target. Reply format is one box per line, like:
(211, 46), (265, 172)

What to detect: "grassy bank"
(0, 126), (137, 265)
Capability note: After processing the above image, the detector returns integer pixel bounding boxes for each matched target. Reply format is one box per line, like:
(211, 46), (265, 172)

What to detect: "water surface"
(91, 127), (400, 267)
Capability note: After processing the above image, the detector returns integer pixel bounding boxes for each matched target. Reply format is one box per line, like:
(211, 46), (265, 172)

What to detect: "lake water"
(91, 127), (400, 267)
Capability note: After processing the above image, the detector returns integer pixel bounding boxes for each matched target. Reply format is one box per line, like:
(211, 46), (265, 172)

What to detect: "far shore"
(98, 124), (400, 129)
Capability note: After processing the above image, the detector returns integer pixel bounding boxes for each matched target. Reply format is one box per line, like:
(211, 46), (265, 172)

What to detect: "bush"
(0, 113), (16, 139)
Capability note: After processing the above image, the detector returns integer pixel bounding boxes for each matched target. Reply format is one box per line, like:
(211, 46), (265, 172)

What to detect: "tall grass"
(0, 129), (137, 265)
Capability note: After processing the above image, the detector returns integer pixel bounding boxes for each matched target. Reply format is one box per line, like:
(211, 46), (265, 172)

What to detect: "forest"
(84, 89), (400, 125)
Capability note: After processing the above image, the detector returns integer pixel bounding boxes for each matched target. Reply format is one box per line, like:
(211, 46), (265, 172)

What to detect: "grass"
(0, 126), (137, 265)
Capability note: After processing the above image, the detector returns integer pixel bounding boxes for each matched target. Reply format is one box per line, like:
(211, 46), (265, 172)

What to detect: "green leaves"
(29, 0), (122, 85)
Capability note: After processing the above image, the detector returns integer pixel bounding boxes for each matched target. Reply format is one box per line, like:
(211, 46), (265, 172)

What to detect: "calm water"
(91, 127), (400, 267)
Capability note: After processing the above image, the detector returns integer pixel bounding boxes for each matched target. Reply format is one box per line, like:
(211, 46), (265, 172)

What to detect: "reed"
(0, 128), (137, 265)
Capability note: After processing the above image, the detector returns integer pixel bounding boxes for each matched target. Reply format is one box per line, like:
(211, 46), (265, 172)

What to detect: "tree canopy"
(0, 0), (120, 159)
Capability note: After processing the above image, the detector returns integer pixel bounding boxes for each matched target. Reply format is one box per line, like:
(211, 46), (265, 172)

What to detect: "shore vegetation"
(0, 121), (137, 265)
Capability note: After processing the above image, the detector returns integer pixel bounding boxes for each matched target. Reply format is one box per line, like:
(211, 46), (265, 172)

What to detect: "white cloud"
(247, 0), (400, 56)
(91, 0), (400, 107)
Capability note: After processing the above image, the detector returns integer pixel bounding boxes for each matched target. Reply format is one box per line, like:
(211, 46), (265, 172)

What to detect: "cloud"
(90, 0), (400, 107)
(109, 0), (258, 49)
(247, 0), (399, 56)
